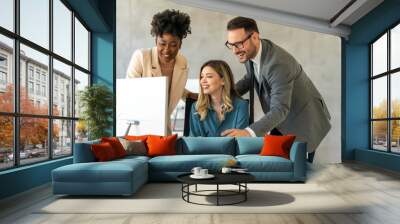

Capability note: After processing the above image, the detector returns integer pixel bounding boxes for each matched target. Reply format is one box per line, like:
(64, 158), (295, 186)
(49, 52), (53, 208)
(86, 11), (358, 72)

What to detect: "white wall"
(117, 0), (341, 164)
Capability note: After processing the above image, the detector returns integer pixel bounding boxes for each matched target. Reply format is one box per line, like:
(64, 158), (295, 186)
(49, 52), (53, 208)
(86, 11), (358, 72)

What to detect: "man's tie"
(248, 60), (255, 124)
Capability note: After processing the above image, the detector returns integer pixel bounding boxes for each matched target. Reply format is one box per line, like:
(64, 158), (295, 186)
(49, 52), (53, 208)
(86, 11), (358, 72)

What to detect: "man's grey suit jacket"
(236, 39), (331, 152)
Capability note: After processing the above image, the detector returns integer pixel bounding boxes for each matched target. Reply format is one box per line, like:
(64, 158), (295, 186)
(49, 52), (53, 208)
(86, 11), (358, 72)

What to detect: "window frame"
(0, 0), (92, 171)
(370, 21), (400, 154)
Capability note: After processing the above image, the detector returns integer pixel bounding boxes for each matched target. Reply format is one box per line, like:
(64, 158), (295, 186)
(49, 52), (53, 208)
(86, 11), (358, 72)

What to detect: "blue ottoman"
(52, 157), (148, 196)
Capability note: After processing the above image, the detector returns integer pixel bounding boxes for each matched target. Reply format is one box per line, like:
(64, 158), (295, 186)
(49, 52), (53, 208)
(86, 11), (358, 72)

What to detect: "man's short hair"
(227, 17), (259, 33)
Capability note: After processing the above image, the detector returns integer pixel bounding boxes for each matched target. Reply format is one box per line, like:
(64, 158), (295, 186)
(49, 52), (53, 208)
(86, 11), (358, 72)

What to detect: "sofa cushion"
(52, 159), (147, 183)
(148, 154), (235, 172)
(115, 155), (150, 163)
(73, 139), (100, 163)
(236, 137), (264, 155)
(177, 137), (236, 155)
(236, 155), (293, 172)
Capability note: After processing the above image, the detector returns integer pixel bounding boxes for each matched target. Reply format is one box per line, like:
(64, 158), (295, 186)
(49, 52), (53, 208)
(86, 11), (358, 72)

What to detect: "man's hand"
(221, 129), (251, 137)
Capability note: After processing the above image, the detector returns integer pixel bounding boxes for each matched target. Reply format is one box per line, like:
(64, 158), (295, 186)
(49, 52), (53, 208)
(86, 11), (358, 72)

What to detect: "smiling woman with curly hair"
(126, 9), (196, 134)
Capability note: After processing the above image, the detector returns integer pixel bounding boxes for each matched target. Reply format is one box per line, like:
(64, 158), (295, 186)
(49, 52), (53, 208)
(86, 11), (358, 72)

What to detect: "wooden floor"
(1, 162), (400, 224)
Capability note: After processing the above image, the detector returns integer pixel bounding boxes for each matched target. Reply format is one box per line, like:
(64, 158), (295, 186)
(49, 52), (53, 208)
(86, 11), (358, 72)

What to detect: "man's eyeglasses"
(225, 33), (253, 50)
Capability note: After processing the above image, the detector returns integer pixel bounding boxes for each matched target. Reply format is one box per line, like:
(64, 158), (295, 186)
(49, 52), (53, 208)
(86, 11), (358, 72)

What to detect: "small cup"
(199, 169), (208, 176)
(221, 167), (232, 174)
(191, 167), (202, 176)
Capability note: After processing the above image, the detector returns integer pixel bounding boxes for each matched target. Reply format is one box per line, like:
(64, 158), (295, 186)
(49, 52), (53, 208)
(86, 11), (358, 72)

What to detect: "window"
(0, 54), (7, 67)
(0, 54), (7, 86)
(0, 35), (13, 113)
(20, 0), (49, 49)
(0, 0), (14, 32)
(28, 67), (34, 80)
(53, 59), (71, 116)
(53, 120), (72, 158)
(0, 0), (91, 170)
(35, 83), (40, 95)
(42, 85), (46, 97)
(35, 70), (41, 81)
(171, 79), (199, 136)
(371, 23), (400, 154)
(74, 69), (89, 118)
(53, 0), (72, 60)
(0, 71), (6, 85)
(75, 18), (89, 70)
(28, 81), (34, 94)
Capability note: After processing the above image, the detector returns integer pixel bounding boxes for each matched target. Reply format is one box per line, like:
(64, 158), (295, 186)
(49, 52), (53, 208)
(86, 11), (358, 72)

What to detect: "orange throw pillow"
(259, 135), (296, 159)
(101, 137), (126, 158)
(146, 134), (177, 157)
(91, 142), (117, 161)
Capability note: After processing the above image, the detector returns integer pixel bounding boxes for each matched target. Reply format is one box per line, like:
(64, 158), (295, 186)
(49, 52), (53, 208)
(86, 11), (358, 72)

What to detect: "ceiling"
(170, 0), (384, 38)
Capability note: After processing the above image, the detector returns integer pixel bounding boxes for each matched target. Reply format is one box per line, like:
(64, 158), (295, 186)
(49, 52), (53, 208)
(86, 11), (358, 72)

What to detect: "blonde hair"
(196, 60), (239, 121)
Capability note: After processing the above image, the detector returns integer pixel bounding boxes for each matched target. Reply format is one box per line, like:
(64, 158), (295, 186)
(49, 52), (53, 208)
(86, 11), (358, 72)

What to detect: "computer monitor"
(116, 77), (168, 136)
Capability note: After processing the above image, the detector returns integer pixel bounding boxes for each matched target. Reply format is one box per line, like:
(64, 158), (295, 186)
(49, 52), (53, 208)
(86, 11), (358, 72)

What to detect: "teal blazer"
(189, 97), (249, 137)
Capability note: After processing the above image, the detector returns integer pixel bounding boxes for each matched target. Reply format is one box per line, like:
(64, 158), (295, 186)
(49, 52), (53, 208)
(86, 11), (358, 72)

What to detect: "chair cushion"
(236, 137), (264, 155)
(148, 154), (235, 172)
(236, 155), (293, 172)
(177, 137), (235, 155)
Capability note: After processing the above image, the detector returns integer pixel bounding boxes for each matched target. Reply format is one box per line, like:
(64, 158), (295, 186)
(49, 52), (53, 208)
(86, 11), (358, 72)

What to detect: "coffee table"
(177, 172), (255, 206)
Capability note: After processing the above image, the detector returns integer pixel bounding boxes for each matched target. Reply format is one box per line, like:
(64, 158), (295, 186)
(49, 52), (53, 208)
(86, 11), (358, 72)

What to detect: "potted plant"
(79, 84), (113, 140)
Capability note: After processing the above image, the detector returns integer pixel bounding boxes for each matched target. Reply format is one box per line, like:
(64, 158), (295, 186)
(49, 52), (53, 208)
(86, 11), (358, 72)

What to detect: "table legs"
(181, 183), (249, 206)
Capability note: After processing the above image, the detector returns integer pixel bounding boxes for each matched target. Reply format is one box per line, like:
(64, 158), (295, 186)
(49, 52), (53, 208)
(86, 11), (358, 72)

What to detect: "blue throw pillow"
(73, 139), (100, 163)
(236, 137), (264, 155)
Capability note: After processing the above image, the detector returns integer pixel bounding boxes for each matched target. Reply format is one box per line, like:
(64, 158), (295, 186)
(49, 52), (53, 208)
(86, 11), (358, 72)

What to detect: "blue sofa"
(52, 137), (306, 196)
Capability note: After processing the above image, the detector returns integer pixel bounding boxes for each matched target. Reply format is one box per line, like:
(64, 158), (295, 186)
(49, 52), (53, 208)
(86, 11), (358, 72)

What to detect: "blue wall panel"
(92, 33), (114, 87)
(0, 158), (72, 199)
(91, 32), (115, 135)
(343, 0), (400, 171)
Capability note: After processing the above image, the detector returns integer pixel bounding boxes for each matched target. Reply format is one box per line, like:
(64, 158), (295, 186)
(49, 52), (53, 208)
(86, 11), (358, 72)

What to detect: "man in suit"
(221, 17), (331, 162)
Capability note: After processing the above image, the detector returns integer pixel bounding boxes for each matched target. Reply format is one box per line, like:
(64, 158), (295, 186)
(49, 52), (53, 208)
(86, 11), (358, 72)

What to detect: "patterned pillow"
(118, 138), (147, 156)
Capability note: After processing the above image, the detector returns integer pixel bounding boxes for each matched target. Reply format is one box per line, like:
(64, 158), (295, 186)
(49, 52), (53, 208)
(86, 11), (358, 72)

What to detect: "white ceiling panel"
(169, 0), (384, 38)
(225, 0), (352, 21)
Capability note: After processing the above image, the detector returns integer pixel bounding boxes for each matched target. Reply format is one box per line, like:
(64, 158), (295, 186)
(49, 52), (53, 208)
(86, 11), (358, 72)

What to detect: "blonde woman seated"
(189, 60), (249, 137)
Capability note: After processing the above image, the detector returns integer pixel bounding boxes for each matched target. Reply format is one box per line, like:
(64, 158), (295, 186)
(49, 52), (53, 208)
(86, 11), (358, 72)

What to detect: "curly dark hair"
(151, 9), (191, 40)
